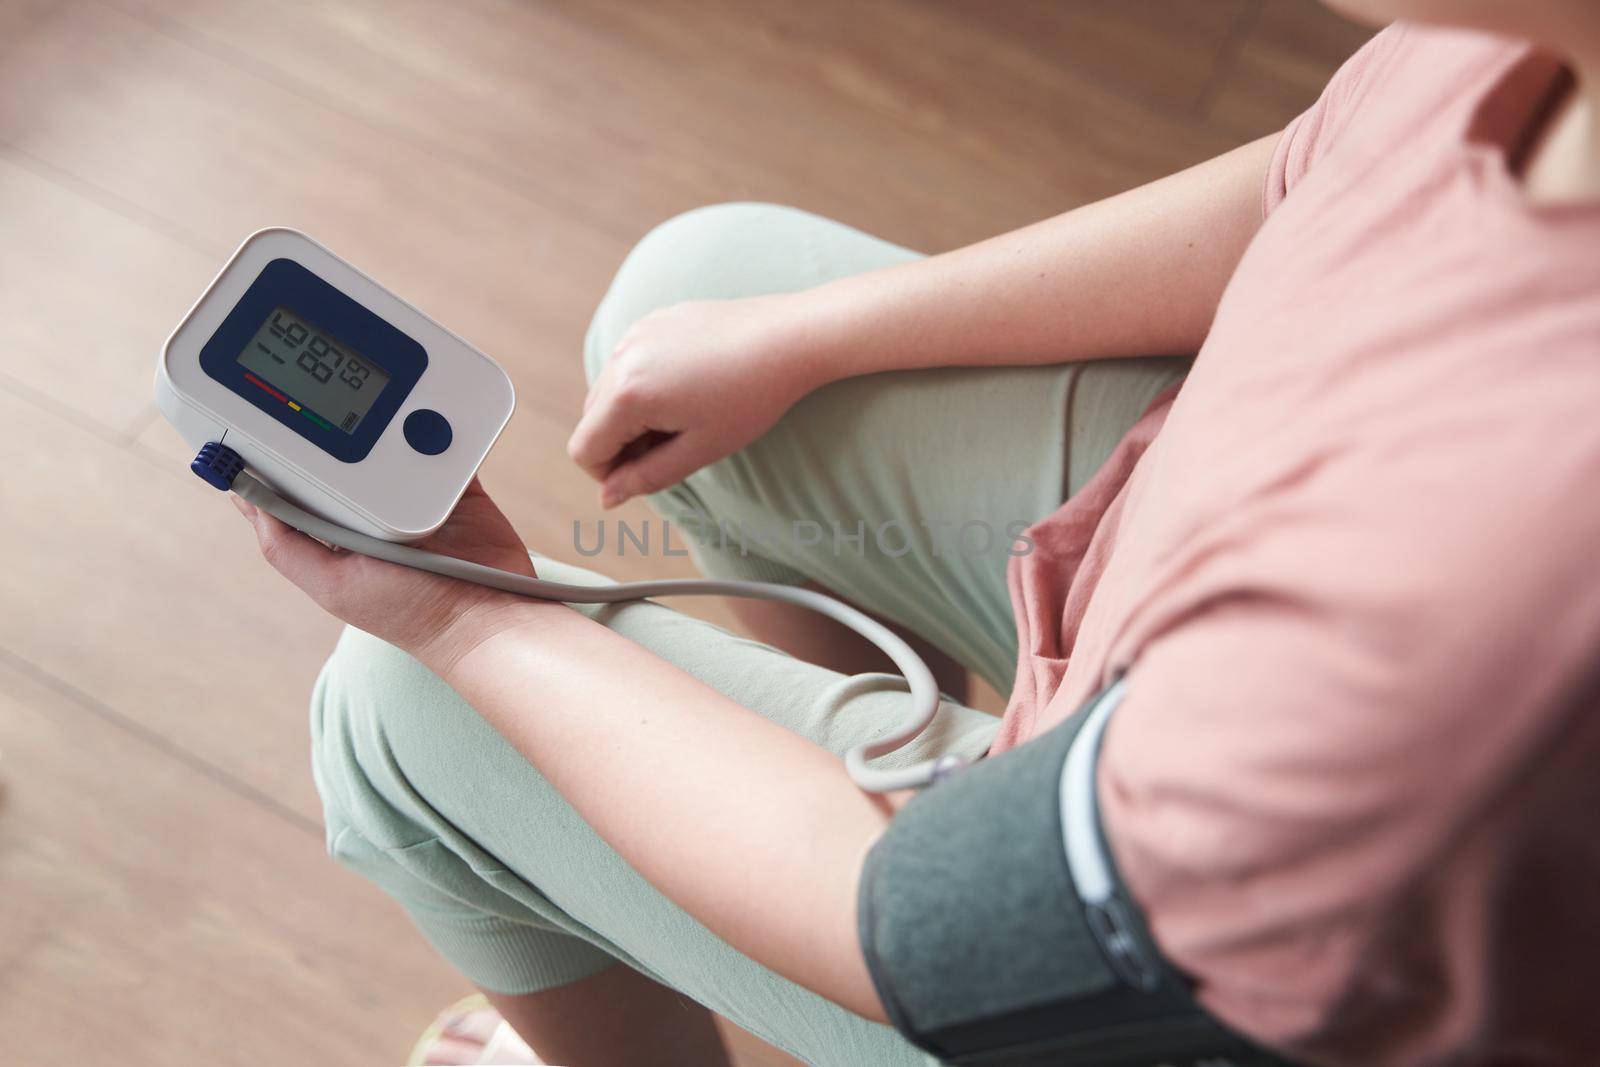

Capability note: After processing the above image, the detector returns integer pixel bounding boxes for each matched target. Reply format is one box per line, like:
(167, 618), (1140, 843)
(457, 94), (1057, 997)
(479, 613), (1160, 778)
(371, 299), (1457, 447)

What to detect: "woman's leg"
(311, 556), (999, 1067)
(483, 964), (730, 1067)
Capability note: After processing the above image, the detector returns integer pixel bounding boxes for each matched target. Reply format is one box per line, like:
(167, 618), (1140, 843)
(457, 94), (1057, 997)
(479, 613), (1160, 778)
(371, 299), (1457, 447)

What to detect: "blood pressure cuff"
(857, 682), (1296, 1067)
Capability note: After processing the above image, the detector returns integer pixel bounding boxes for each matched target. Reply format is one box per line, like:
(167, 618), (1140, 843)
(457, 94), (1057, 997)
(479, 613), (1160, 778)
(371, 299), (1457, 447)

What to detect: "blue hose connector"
(191, 441), (245, 491)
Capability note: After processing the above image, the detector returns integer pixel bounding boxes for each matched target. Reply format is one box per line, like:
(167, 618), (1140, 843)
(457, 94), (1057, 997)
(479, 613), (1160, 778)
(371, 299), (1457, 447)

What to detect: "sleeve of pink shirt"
(1263, 24), (1403, 218)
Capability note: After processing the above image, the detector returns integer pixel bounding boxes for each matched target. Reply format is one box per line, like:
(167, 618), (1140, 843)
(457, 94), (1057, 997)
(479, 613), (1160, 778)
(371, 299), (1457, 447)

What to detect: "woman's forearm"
(792, 134), (1277, 383)
(429, 602), (896, 1023)
(566, 136), (1274, 506)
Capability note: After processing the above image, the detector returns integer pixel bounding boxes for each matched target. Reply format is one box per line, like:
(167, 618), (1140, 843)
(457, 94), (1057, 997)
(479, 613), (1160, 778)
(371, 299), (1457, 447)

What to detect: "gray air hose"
(233, 471), (967, 793)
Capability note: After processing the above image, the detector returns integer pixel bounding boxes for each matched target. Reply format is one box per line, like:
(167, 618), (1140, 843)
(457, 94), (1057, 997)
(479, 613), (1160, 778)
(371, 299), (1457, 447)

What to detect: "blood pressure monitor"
(155, 228), (514, 541)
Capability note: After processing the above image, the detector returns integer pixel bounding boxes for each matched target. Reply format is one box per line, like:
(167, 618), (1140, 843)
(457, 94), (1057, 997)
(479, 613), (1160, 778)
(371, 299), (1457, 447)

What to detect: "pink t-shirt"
(1000, 23), (1600, 1066)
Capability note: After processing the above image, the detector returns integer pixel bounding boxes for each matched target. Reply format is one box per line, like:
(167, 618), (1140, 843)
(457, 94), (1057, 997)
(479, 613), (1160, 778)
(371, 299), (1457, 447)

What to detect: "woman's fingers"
(600, 432), (708, 508)
(567, 385), (651, 482)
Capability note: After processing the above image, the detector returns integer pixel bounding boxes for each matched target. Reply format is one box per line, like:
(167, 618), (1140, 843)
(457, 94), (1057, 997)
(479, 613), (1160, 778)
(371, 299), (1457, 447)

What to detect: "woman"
(237, 0), (1600, 1063)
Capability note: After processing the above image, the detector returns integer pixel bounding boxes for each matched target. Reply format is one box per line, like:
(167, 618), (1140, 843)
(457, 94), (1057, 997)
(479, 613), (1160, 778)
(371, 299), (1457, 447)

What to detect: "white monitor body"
(155, 228), (515, 541)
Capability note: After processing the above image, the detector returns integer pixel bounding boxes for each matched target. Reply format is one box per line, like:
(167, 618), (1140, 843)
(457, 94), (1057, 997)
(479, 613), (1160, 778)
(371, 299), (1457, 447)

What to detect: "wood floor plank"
(0, 659), (462, 1065)
(1201, 0), (1373, 139)
(101, 0), (695, 246)
(108, 0), (1242, 255)
(0, 152), (217, 433)
(542, 0), (1243, 244)
(914, 0), (1253, 120)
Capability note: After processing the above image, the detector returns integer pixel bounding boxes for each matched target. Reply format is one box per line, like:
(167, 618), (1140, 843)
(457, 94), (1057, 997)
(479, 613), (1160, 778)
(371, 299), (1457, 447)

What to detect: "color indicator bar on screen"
(244, 372), (334, 431)
(244, 371), (287, 403)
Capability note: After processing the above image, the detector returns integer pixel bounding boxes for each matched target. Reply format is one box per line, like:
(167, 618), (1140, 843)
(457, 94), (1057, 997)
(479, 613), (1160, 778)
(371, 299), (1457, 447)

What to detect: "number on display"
(274, 318), (371, 392)
(267, 310), (307, 353)
(339, 361), (369, 390)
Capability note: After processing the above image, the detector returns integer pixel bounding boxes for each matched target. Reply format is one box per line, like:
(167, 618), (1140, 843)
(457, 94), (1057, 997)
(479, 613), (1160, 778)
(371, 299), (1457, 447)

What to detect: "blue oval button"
(403, 408), (452, 455)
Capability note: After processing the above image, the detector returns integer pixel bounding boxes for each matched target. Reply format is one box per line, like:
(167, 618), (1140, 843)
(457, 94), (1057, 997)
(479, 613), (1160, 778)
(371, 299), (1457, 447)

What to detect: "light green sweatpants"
(310, 203), (1187, 1066)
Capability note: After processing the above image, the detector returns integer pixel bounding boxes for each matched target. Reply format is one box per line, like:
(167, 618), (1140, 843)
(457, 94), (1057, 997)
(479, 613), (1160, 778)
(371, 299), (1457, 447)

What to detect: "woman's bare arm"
(437, 602), (897, 1022)
(570, 135), (1276, 507)
(801, 134), (1277, 377)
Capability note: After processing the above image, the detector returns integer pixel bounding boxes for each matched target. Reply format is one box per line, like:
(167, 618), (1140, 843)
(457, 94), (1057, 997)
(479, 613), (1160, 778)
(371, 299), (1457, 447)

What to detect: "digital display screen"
(236, 307), (390, 433)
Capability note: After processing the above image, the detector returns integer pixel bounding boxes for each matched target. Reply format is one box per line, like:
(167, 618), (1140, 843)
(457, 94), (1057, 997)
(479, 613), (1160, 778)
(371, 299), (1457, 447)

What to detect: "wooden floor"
(0, 2), (1368, 1063)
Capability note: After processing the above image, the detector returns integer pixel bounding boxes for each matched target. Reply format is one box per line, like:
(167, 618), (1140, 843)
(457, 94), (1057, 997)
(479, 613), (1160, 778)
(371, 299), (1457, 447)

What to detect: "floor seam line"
(0, 645), (324, 838)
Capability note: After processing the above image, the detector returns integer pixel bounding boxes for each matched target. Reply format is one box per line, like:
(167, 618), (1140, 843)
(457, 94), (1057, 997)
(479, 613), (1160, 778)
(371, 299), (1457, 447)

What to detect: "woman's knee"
(309, 626), (497, 851)
(583, 201), (822, 385)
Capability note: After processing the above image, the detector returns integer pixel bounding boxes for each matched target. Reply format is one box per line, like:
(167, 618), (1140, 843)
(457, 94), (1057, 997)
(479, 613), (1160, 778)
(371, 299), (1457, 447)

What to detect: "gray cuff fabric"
(858, 686), (1295, 1067)
(858, 707), (1112, 1063)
